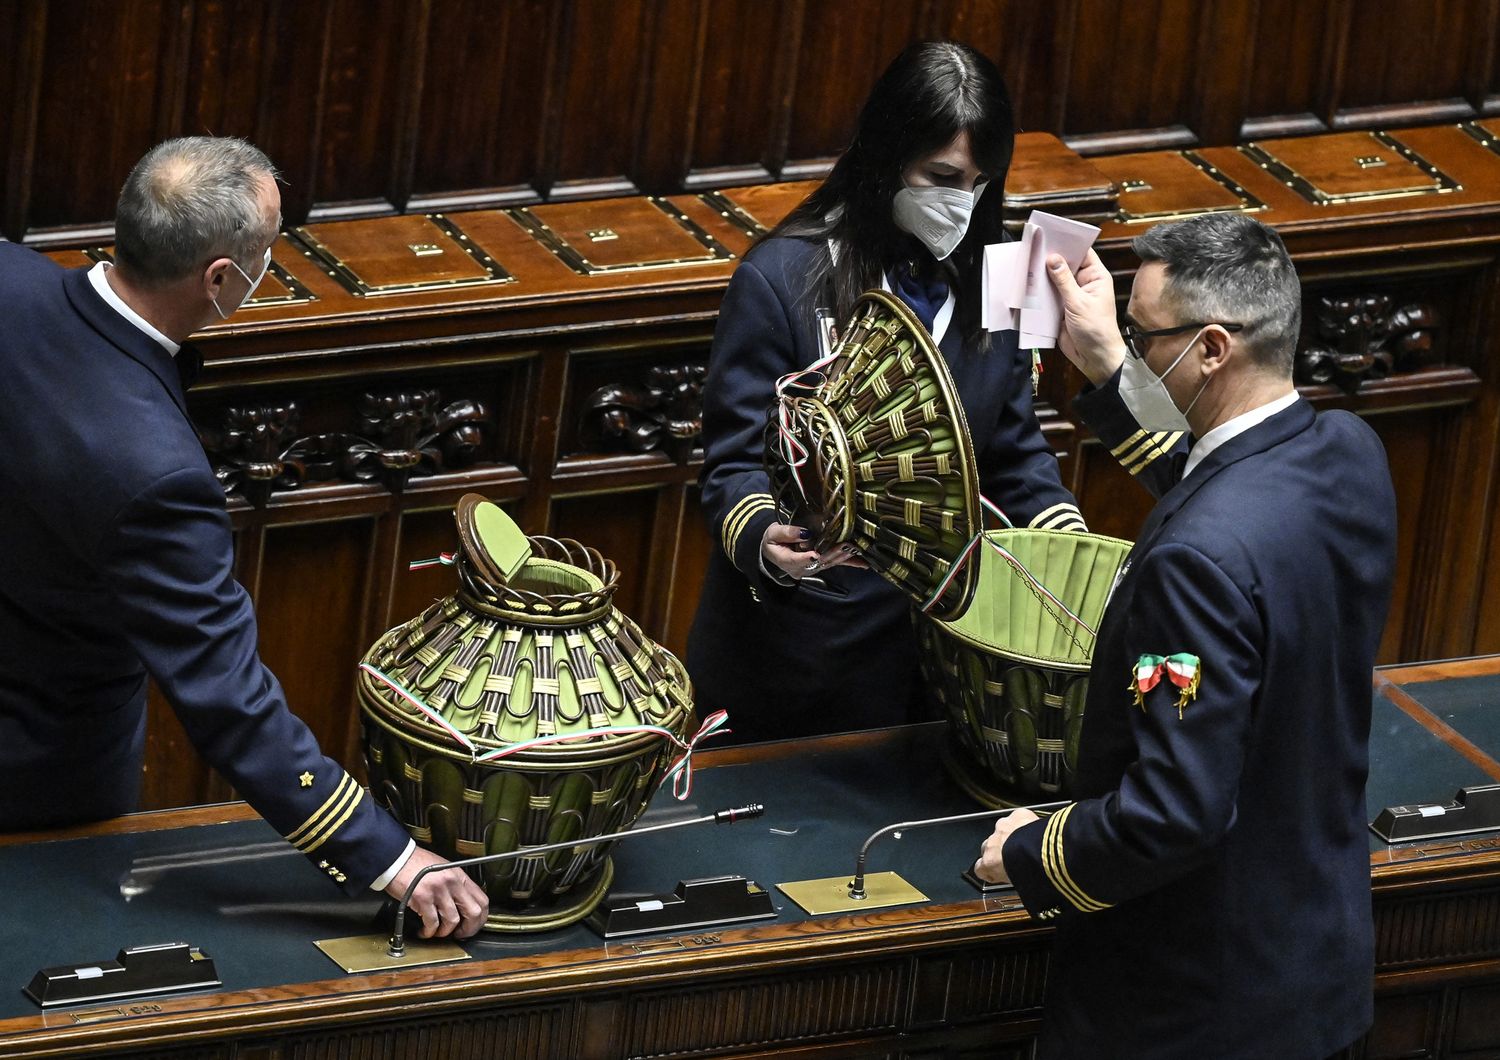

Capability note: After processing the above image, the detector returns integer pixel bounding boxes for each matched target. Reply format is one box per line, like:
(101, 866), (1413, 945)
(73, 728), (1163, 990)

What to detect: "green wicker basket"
(359, 495), (695, 932)
(917, 528), (1132, 806)
(766, 290), (982, 620)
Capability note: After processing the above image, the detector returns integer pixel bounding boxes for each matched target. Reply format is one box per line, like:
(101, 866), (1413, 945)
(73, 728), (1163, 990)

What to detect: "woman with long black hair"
(686, 40), (1086, 743)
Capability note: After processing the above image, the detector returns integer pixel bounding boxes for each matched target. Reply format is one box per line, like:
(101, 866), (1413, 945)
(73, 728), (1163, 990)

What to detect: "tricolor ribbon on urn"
(407, 552), (457, 571)
(772, 348), (842, 505)
(358, 662), (730, 799)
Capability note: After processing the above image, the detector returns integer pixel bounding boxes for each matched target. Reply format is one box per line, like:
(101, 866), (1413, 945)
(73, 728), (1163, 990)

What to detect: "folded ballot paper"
(982, 211), (1101, 348)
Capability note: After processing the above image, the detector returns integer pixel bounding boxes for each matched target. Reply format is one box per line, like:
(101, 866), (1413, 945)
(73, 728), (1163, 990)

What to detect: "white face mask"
(892, 180), (987, 261)
(212, 246), (272, 320)
(1117, 327), (1213, 434)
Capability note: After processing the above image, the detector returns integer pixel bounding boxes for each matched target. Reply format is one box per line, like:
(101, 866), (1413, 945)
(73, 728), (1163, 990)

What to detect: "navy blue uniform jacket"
(1004, 374), (1397, 1059)
(686, 236), (1085, 742)
(0, 244), (408, 892)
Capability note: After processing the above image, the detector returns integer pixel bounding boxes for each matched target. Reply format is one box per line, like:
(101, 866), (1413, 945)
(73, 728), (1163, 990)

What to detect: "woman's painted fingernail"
(798, 529), (812, 539)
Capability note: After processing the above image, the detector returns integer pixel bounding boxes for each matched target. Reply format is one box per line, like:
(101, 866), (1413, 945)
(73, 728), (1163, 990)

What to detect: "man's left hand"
(974, 807), (1041, 884)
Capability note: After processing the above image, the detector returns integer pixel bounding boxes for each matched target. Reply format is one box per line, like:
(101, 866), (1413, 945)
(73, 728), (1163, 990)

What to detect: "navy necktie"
(891, 263), (950, 336)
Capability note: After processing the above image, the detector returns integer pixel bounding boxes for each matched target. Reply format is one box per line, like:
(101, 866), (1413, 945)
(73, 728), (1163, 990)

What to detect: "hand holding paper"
(1045, 249), (1129, 386)
(982, 210), (1101, 349)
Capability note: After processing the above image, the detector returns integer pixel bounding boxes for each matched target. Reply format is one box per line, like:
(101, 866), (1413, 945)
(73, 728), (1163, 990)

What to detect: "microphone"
(388, 804), (765, 956)
(845, 800), (1067, 899)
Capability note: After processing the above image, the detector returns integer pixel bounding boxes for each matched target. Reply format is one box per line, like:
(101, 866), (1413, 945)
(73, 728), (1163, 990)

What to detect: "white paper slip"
(982, 210), (1101, 347)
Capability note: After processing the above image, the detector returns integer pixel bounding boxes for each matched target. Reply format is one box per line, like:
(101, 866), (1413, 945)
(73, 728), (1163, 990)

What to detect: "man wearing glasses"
(974, 213), (1397, 1059)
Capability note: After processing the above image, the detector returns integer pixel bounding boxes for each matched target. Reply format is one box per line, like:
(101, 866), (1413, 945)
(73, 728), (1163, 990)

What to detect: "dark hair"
(115, 136), (279, 287)
(766, 40), (1014, 349)
(1132, 214), (1302, 374)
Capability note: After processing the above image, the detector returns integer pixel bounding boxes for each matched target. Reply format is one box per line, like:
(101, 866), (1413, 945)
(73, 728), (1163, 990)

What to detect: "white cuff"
(369, 838), (416, 892)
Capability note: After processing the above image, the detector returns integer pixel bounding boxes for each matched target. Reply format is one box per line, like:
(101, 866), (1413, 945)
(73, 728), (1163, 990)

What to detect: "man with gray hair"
(974, 213), (1397, 1058)
(0, 136), (488, 939)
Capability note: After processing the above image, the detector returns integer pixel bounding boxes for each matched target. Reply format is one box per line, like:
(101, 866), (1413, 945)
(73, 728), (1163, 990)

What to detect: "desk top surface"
(1, 657), (1497, 1037)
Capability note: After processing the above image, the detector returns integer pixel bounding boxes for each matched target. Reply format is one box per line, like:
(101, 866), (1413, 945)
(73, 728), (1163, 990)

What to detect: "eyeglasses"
(1122, 320), (1244, 360)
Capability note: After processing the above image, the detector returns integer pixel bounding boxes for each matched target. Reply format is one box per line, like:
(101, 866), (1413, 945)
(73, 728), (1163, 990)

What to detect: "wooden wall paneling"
(519, 347), (570, 533)
(408, 0), (554, 212)
(246, 0), (338, 224)
(1491, 7), (1500, 113)
(1479, 487), (1500, 655)
(549, 489), (665, 634)
(255, 517), (378, 771)
(1452, 980), (1500, 1053)
(662, 485), (712, 659)
(1466, 0), (1500, 117)
(930, 0), (1079, 139)
(541, 0), (654, 201)
(1173, 0), (1258, 150)
(780, 0), (929, 177)
(1333, 0), (1485, 128)
(1238, 0), (1347, 139)
(386, 0), (434, 216)
(0, 0), (45, 243)
(682, 0), (787, 189)
(1367, 412), (1443, 665)
(25, 0), (177, 240)
(304, 0), (417, 221)
(141, 683), (216, 810)
(634, 0), (709, 194)
(1411, 259), (1500, 660)
(1363, 988), (1443, 1059)
(1057, 0), (1206, 154)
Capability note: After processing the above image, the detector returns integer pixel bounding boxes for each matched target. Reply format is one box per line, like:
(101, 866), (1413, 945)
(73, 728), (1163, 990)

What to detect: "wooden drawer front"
(700, 180), (818, 239)
(509, 196), (734, 274)
(292, 214), (512, 296)
(41, 238), (315, 307)
(1092, 150), (1265, 224)
(1005, 131), (1117, 218)
(1241, 131), (1460, 205)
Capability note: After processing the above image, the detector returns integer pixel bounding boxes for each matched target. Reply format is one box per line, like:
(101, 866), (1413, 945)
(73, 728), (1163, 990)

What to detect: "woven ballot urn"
(765, 288), (1132, 806)
(358, 494), (695, 932)
(915, 529), (1131, 806)
(766, 289), (982, 620)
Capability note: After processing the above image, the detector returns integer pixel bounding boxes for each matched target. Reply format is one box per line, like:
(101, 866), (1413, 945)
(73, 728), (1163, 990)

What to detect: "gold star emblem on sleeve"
(299, 771), (314, 788)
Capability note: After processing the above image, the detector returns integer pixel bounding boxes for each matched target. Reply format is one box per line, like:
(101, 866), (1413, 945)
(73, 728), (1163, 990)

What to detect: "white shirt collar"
(87, 261), (181, 356)
(1182, 389), (1301, 480)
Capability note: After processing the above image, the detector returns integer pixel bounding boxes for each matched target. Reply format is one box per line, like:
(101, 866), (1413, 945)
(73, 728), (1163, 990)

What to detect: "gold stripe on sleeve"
(300, 784), (367, 855)
(1041, 804), (1111, 913)
(285, 773), (356, 847)
(723, 494), (776, 559)
(1031, 503), (1087, 531)
(1126, 432), (1184, 476)
(1110, 429), (1149, 459)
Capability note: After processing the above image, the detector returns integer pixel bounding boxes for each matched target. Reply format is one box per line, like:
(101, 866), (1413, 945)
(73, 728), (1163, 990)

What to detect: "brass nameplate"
(775, 871), (928, 916)
(408, 243), (444, 256)
(586, 228), (619, 242)
(314, 934), (471, 974)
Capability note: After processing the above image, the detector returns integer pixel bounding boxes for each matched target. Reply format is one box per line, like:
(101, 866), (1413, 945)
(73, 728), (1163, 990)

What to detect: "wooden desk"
(2, 657), (1499, 1058)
